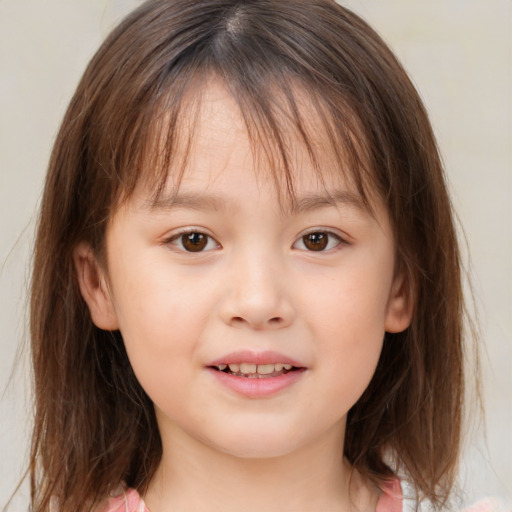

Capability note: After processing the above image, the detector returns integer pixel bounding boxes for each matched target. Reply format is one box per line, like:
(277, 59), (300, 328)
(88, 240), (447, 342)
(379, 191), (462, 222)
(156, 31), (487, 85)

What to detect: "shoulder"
(376, 479), (403, 512)
(96, 487), (148, 512)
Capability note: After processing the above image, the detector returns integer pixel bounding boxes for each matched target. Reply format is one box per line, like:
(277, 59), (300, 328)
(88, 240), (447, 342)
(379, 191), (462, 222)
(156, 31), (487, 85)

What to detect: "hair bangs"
(91, 0), (380, 218)
(114, 68), (379, 222)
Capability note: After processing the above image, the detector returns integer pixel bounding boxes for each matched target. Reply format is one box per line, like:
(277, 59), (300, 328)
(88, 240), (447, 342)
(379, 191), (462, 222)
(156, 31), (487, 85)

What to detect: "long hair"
(30, 1), (465, 510)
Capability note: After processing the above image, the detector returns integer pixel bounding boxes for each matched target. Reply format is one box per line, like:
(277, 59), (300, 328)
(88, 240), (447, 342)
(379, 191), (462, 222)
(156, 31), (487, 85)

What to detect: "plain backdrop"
(1, 0), (511, 509)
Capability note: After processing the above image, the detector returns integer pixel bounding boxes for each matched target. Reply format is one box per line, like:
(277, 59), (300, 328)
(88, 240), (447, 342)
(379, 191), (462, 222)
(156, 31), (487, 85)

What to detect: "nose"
(219, 252), (295, 330)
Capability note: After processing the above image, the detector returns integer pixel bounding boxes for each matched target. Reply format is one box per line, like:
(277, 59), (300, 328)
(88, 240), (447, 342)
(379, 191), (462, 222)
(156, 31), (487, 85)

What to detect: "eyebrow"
(143, 189), (368, 215)
(288, 190), (367, 215)
(143, 193), (225, 212)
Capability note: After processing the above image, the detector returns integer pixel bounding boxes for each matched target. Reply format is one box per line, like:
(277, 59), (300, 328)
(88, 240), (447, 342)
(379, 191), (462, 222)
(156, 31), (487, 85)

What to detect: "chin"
(198, 420), (305, 460)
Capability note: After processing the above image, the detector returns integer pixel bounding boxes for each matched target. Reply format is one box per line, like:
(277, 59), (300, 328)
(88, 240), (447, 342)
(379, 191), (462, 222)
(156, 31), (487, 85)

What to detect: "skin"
(76, 81), (412, 512)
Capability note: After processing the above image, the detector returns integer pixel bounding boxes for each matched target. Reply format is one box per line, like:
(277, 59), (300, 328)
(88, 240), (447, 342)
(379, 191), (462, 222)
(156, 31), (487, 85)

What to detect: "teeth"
(219, 363), (295, 375)
(239, 363), (257, 374)
(257, 364), (275, 375)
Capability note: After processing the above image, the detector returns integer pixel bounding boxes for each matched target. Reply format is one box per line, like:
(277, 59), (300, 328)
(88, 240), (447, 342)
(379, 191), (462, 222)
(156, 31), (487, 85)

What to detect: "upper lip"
(207, 350), (305, 368)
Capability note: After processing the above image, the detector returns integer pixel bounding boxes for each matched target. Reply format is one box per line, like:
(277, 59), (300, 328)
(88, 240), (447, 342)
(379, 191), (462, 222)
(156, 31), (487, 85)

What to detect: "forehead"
(132, 77), (377, 215)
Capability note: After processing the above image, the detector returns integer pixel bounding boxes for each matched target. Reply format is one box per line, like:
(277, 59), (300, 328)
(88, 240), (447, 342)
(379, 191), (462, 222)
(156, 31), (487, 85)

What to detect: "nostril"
(230, 316), (284, 327)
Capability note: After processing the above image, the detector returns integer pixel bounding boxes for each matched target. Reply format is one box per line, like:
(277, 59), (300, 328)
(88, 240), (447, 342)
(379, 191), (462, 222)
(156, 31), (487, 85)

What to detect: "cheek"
(313, 305), (384, 422)
(109, 262), (216, 388)
(307, 259), (392, 341)
(302, 251), (392, 405)
(112, 254), (212, 338)
(113, 283), (206, 422)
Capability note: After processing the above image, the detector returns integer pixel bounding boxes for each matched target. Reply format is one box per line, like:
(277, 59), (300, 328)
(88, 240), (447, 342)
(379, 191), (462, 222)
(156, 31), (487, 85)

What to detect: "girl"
(27, 0), (494, 511)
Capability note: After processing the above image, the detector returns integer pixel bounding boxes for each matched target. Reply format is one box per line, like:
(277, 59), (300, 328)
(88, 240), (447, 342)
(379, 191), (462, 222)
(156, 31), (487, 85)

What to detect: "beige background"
(1, 0), (510, 509)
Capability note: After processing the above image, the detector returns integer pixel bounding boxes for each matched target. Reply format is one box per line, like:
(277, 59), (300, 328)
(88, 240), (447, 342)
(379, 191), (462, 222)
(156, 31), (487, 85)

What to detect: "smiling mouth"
(210, 363), (301, 379)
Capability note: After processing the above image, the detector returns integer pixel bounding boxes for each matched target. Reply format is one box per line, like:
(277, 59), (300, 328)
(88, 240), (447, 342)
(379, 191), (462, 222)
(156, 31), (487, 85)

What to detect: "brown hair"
(30, 0), (466, 510)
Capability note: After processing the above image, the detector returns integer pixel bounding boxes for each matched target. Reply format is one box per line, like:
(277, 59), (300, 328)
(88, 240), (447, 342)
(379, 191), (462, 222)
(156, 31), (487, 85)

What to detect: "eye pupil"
(303, 232), (328, 251)
(182, 232), (208, 252)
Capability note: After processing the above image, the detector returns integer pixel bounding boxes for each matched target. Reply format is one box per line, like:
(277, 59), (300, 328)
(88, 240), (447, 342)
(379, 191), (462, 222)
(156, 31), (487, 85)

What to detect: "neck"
(144, 420), (378, 512)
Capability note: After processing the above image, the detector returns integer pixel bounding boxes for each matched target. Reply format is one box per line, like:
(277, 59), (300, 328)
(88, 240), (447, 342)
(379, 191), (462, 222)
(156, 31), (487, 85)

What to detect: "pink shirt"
(103, 480), (402, 512)
(102, 481), (505, 512)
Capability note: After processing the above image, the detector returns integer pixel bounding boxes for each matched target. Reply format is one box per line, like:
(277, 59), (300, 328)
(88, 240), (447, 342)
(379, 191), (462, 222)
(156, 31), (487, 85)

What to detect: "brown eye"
(302, 232), (329, 251)
(168, 230), (219, 253)
(294, 231), (343, 252)
(181, 232), (209, 252)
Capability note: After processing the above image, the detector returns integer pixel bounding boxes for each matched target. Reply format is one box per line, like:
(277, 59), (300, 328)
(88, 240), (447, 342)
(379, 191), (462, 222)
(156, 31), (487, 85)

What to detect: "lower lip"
(207, 368), (305, 398)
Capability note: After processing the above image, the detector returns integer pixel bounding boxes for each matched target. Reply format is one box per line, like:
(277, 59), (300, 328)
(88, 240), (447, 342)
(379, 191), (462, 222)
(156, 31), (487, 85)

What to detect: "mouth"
(209, 362), (301, 379)
(207, 352), (306, 397)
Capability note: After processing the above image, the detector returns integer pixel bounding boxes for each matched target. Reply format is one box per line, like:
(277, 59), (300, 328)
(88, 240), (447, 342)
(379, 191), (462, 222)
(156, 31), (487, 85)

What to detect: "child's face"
(78, 81), (411, 459)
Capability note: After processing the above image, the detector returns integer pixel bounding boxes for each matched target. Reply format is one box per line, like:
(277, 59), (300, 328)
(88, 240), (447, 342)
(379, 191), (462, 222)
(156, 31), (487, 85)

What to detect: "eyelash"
(166, 230), (220, 253)
(292, 230), (345, 252)
(165, 229), (346, 253)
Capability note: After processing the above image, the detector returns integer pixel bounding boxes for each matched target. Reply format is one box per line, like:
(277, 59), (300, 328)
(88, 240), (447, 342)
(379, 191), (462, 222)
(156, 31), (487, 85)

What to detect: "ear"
(384, 271), (414, 333)
(73, 242), (119, 331)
